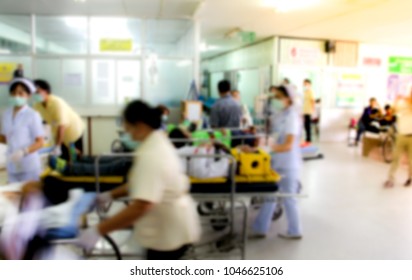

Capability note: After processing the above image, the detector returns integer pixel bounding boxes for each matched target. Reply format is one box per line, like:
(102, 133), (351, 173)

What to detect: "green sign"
(388, 57), (412, 74)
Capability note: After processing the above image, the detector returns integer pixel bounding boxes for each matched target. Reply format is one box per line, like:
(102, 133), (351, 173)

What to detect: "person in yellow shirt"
(303, 79), (315, 143)
(33, 80), (85, 161)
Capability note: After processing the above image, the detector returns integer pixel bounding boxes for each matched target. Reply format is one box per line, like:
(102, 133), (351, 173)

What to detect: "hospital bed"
(93, 150), (282, 260)
(28, 147), (282, 260)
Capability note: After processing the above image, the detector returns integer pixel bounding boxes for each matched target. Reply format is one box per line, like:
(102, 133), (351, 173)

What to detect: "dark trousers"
(146, 245), (190, 260)
(61, 136), (84, 162)
(304, 114), (312, 142)
(42, 176), (124, 205)
(65, 156), (132, 177)
(355, 122), (365, 143)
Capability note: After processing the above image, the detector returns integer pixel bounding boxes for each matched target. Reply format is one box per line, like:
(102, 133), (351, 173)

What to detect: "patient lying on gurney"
(47, 128), (233, 179)
(48, 155), (133, 177)
(170, 128), (231, 179)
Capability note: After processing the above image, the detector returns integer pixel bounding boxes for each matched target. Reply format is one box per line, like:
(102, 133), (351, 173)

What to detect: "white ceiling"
(1, 0), (412, 58)
(199, 0), (412, 58)
(0, 0), (201, 18)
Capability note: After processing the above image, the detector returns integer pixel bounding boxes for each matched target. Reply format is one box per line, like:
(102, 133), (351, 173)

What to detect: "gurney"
(36, 148), (281, 260)
(0, 185), (122, 260)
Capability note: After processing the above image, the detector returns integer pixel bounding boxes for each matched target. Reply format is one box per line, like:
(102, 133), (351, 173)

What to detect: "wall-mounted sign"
(388, 57), (412, 74)
(280, 39), (326, 66)
(363, 57), (381, 67)
(336, 73), (365, 108)
(100, 39), (133, 52)
(387, 74), (412, 100)
(240, 31), (256, 43)
(0, 62), (17, 84)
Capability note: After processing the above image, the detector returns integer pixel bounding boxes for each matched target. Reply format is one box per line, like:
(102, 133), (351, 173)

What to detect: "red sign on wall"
(363, 57), (382, 67)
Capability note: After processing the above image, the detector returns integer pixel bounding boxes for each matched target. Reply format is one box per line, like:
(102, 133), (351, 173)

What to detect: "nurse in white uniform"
(78, 100), (200, 260)
(0, 78), (45, 183)
(252, 85), (303, 239)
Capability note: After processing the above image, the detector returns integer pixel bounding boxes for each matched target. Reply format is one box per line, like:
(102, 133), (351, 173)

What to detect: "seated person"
(169, 128), (231, 179)
(355, 98), (382, 145)
(380, 104), (397, 127)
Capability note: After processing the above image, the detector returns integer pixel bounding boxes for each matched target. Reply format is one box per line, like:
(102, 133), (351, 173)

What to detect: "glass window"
(0, 56), (32, 109)
(0, 15), (31, 54)
(36, 16), (88, 54)
(210, 72), (225, 98)
(237, 69), (260, 110)
(35, 58), (87, 106)
(61, 59), (87, 105)
(90, 18), (142, 55)
(92, 59), (116, 105)
(145, 19), (194, 57)
(144, 59), (193, 107)
(117, 60), (141, 105)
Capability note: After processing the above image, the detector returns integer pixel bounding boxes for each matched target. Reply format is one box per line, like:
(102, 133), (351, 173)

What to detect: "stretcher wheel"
(211, 218), (229, 231)
(84, 235), (122, 260)
(215, 234), (236, 253)
(102, 235), (122, 260)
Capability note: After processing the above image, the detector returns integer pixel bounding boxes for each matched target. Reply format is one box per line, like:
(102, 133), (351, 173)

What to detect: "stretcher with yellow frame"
(38, 149), (281, 260)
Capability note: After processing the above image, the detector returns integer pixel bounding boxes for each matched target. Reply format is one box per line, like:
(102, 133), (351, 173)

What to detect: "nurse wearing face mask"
(251, 85), (303, 239)
(0, 78), (45, 182)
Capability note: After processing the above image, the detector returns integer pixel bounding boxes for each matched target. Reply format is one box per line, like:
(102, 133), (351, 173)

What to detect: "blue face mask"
(120, 132), (140, 150)
(33, 93), (44, 103)
(162, 115), (168, 122)
(272, 99), (286, 111)
(9, 96), (27, 108)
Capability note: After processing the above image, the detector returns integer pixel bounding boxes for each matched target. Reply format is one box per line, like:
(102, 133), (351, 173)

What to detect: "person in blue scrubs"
(251, 85), (303, 239)
(0, 78), (45, 183)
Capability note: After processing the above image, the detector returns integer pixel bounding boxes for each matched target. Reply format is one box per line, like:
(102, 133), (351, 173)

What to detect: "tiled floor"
(247, 143), (412, 260)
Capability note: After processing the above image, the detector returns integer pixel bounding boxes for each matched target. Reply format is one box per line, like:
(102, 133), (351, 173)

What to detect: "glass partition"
(145, 59), (193, 107)
(117, 60), (141, 105)
(0, 15), (31, 54)
(35, 58), (88, 106)
(0, 15), (196, 113)
(145, 19), (194, 57)
(92, 59), (116, 105)
(36, 16), (88, 54)
(90, 18), (142, 55)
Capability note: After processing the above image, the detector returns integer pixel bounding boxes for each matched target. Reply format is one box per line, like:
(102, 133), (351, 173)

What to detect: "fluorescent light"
(74, 0), (86, 3)
(64, 17), (86, 29)
(262, 0), (321, 12)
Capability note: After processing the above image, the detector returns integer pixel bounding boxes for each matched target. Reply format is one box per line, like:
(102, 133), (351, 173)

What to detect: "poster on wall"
(0, 62), (17, 84)
(387, 57), (412, 100)
(336, 73), (365, 108)
(280, 39), (327, 66)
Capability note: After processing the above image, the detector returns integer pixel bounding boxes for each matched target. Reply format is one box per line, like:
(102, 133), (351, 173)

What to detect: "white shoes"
(278, 232), (302, 240)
